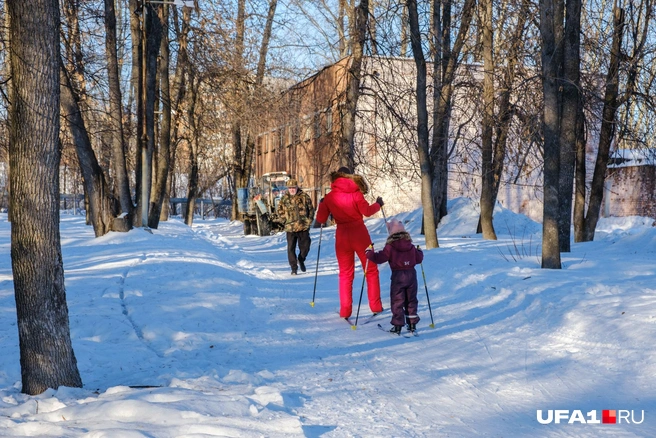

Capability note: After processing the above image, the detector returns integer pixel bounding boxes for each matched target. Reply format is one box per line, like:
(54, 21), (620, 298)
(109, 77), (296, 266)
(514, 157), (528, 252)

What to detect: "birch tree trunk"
(8, 0), (82, 395)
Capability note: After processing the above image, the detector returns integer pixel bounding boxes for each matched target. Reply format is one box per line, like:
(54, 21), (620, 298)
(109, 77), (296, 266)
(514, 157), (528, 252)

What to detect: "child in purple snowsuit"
(365, 219), (423, 334)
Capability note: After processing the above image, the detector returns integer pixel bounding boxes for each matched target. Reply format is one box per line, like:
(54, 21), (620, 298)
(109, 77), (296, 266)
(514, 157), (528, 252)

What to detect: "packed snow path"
(0, 201), (655, 436)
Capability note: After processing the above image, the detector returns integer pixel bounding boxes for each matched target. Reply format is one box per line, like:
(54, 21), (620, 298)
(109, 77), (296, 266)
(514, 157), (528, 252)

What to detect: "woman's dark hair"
(337, 166), (352, 174)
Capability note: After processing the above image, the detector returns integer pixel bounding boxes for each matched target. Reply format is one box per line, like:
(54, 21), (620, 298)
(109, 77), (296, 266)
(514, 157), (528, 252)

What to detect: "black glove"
(319, 197), (324, 203)
(365, 243), (374, 252)
(376, 196), (384, 207)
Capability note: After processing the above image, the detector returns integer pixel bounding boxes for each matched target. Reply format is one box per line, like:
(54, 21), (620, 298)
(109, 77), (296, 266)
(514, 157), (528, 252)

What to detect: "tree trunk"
(104, 0), (133, 225)
(339, 0), (369, 169)
(148, 5), (170, 229)
(130, 0), (142, 227)
(230, 0), (277, 221)
(230, 0), (247, 221)
(478, 0), (497, 240)
(430, 0), (476, 225)
(489, 0), (530, 209)
(339, 0), (348, 57)
(165, 7), (191, 221)
(578, 7), (625, 242)
(573, 103), (587, 242)
(407, 0), (438, 248)
(61, 62), (120, 236)
(539, 0), (563, 269)
(400, 1), (408, 57)
(140, 3), (163, 227)
(256, 0), (278, 84)
(8, 0), (82, 395)
(184, 77), (200, 226)
(557, 0), (582, 253)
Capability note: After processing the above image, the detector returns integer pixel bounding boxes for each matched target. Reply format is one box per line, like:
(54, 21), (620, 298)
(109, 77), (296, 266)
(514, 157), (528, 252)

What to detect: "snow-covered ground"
(0, 198), (655, 437)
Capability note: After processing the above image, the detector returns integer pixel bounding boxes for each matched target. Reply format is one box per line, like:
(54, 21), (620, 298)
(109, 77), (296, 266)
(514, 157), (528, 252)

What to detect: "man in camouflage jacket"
(276, 178), (314, 275)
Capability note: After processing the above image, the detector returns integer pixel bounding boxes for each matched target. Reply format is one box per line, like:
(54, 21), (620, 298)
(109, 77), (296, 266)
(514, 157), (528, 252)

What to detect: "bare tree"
(339, 0), (369, 168)
(539, 0), (564, 268)
(407, 0), (438, 248)
(60, 61), (122, 236)
(556, 0), (582, 253)
(477, 0), (532, 239)
(478, 0), (496, 240)
(104, 0), (134, 226)
(430, 0), (477, 225)
(575, 1), (654, 242)
(149, 4), (171, 229)
(7, 0), (82, 395)
(184, 73), (200, 226)
(538, 0), (582, 267)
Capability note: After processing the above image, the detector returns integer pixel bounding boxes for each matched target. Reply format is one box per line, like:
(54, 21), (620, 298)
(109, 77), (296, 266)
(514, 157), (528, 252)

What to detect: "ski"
(344, 317), (354, 327)
(377, 323), (419, 337)
(404, 329), (419, 338)
(377, 323), (401, 336)
(360, 311), (386, 325)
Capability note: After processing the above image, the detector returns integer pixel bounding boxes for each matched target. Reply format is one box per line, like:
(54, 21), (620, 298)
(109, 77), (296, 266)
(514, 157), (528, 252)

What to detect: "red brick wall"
(604, 165), (656, 219)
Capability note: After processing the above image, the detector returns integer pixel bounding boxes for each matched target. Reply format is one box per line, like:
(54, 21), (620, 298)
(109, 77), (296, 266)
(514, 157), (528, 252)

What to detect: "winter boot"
(407, 323), (416, 333)
(291, 269), (297, 275)
(298, 257), (306, 272)
(389, 325), (402, 335)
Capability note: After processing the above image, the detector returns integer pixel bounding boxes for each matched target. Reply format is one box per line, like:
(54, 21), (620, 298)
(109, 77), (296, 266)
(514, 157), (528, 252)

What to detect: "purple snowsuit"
(365, 231), (424, 327)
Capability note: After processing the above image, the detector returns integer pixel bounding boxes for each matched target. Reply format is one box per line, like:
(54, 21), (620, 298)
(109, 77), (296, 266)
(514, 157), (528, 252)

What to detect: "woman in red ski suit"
(315, 167), (384, 318)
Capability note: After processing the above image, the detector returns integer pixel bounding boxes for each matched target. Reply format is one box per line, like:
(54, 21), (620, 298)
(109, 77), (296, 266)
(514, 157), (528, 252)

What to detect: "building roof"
(608, 148), (656, 168)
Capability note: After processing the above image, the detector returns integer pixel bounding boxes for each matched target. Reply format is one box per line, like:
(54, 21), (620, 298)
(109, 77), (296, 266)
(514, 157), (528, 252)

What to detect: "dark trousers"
(389, 269), (420, 326)
(287, 230), (311, 271)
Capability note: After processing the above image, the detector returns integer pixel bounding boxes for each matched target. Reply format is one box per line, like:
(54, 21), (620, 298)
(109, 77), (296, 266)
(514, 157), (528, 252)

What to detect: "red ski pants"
(335, 222), (382, 317)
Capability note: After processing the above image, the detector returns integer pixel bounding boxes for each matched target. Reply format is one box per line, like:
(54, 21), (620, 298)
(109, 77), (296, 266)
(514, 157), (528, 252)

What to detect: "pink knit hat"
(387, 218), (406, 235)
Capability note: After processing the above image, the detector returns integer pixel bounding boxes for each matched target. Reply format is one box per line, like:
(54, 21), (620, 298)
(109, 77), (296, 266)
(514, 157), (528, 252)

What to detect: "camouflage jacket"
(276, 190), (314, 232)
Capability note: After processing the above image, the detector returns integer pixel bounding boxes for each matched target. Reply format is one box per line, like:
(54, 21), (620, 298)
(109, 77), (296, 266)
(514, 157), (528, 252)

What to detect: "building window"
(314, 113), (321, 138)
(256, 136), (263, 155)
(286, 125), (292, 147)
(292, 123), (300, 145)
(325, 108), (333, 133)
(302, 120), (312, 142)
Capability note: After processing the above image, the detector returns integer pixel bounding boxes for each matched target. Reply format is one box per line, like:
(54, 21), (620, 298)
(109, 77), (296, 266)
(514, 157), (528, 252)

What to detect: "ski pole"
(418, 245), (435, 328)
(381, 205), (388, 227)
(310, 224), (323, 307)
(352, 257), (369, 329)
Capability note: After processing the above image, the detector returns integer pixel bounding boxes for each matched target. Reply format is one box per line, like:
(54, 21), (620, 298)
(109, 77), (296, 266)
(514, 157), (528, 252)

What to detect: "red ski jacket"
(315, 175), (380, 226)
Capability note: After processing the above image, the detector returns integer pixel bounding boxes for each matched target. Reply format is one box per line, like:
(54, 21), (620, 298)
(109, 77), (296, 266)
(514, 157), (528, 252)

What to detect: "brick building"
(254, 56), (655, 222)
(604, 149), (656, 219)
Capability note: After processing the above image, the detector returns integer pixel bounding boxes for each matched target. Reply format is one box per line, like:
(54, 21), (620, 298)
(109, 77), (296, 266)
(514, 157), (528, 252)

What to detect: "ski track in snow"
(1, 209), (655, 437)
(180, 218), (656, 437)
